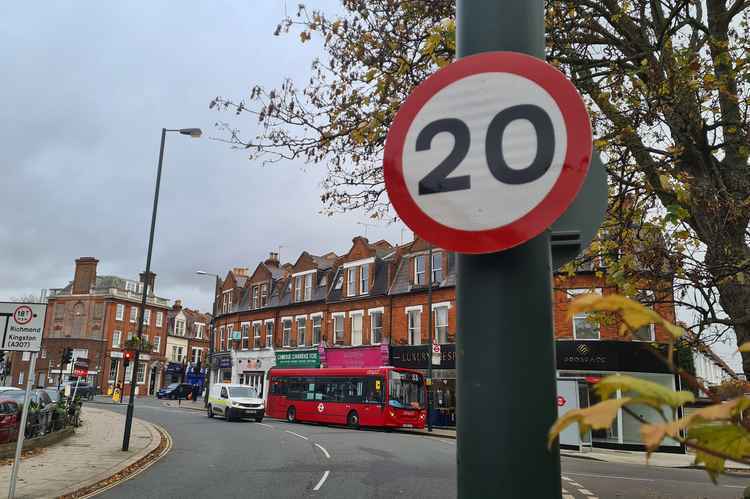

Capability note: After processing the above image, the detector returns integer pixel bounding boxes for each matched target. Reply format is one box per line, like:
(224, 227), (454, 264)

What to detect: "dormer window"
(431, 251), (443, 283)
(304, 274), (313, 301)
(360, 264), (369, 294)
(260, 283), (268, 306)
(251, 286), (259, 309)
(414, 255), (426, 286)
(294, 276), (303, 302)
(334, 272), (343, 290)
(175, 319), (186, 337)
(347, 268), (357, 297)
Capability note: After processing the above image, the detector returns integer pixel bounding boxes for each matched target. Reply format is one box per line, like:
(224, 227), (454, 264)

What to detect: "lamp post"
(121, 127), (202, 452)
(196, 270), (219, 408)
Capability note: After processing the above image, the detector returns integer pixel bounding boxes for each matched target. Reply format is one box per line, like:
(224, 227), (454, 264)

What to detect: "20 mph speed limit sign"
(384, 52), (592, 254)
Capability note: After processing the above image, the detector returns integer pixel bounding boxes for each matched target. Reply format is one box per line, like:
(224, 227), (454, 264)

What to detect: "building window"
(371, 311), (383, 345)
(633, 291), (656, 341)
(294, 276), (303, 302)
(227, 325), (234, 346)
(569, 289), (601, 340)
(219, 327), (225, 351)
(431, 251), (443, 283)
(109, 359), (119, 381)
(191, 347), (200, 363)
(241, 324), (250, 350)
(312, 316), (322, 345)
(334, 315), (345, 343)
(17, 371), (24, 386)
(260, 284), (268, 307)
(125, 281), (138, 293)
(351, 314), (363, 346)
(335, 272), (343, 290)
(155, 311), (163, 327)
(283, 319), (292, 347)
(195, 323), (204, 339)
(175, 319), (185, 337)
(415, 255), (426, 286)
(136, 362), (146, 384)
(297, 318), (307, 346)
(253, 323), (261, 349)
(434, 306), (449, 343)
(265, 322), (274, 348)
(112, 330), (121, 348)
(252, 286), (259, 309)
(152, 336), (160, 352)
(304, 274), (313, 301)
(143, 309), (151, 325)
(347, 268), (357, 297)
(130, 306), (137, 323)
(127, 331), (134, 342)
(172, 345), (184, 363)
(115, 304), (124, 321)
(360, 265), (369, 295)
(408, 309), (421, 345)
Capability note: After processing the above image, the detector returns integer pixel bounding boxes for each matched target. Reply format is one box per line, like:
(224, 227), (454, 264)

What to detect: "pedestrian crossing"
(562, 475), (598, 499)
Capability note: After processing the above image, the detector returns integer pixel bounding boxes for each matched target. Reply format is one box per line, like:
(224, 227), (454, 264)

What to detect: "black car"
(157, 383), (194, 400)
(63, 381), (95, 400)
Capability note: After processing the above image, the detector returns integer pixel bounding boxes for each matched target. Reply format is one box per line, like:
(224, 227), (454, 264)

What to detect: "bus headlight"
(389, 410), (395, 417)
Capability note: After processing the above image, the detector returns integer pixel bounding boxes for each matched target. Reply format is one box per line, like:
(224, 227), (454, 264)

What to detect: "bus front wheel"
(347, 410), (360, 429)
(287, 406), (296, 423)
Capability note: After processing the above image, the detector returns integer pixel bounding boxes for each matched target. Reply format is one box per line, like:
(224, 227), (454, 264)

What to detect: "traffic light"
(62, 347), (73, 365)
(123, 350), (133, 368)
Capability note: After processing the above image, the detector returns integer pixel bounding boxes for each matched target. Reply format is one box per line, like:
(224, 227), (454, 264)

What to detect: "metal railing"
(48, 288), (170, 307)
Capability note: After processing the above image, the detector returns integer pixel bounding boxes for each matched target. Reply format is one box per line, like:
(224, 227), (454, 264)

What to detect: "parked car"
(157, 383), (193, 400)
(207, 383), (264, 422)
(42, 388), (61, 404)
(0, 399), (20, 443)
(1, 389), (56, 437)
(62, 381), (95, 400)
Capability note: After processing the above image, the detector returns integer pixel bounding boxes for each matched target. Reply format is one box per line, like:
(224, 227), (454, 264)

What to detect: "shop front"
(214, 354), (233, 383)
(234, 349), (275, 398)
(275, 349), (320, 369)
(556, 340), (682, 452)
(165, 362), (185, 384)
(321, 344), (389, 368)
(389, 344), (456, 427)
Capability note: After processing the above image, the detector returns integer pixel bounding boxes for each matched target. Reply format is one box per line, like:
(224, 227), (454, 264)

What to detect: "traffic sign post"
(1, 302), (47, 499)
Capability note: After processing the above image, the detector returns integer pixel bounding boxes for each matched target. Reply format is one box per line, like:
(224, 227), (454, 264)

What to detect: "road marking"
(568, 482), (582, 487)
(578, 489), (593, 496)
(257, 422), (274, 429)
(565, 472), (653, 482)
(313, 470), (330, 491)
(562, 494), (574, 499)
(561, 476), (571, 481)
(315, 443), (331, 459)
(285, 430), (309, 440)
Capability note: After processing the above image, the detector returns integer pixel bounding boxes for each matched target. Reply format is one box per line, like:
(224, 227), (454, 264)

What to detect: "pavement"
(0, 405), (165, 499)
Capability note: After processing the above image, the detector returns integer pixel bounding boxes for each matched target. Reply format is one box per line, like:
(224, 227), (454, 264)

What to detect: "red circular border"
(14, 305), (33, 325)
(384, 51), (592, 254)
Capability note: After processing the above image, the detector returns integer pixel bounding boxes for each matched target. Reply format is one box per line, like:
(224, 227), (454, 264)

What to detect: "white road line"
(561, 476), (571, 481)
(578, 489), (593, 496)
(565, 472), (653, 482)
(568, 482), (583, 487)
(257, 422), (274, 429)
(313, 470), (330, 491)
(285, 430), (309, 440)
(315, 443), (331, 459)
(562, 494), (574, 499)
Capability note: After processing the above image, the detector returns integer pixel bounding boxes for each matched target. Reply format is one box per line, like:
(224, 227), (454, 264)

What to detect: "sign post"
(0, 302), (47, 499)
(382, 1), (602, 496)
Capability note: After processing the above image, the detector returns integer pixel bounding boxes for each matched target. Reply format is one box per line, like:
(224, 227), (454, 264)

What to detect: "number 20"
(417, 104), (555, 195)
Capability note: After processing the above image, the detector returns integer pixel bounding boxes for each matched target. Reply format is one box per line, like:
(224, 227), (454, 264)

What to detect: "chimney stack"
(173, 299), (183, 311)
(264, 252), (280, 267)
(72, 257), (98, 295)
(232, 267), (249, 277)
(139, 271), (156, 295)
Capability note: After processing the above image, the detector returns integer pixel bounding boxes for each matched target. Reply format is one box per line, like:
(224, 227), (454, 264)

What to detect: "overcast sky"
(1, 1), (407, 313)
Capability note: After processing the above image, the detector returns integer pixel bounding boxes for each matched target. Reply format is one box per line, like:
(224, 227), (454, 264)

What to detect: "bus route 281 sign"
(384, 51), (593, 254)
(0, 302), (47, 352)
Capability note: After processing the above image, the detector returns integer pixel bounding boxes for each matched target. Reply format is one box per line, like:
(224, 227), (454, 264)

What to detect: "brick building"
(210, 235), (679, 447)
(163, 301), (211, 388)
(9, 257), (171, 397)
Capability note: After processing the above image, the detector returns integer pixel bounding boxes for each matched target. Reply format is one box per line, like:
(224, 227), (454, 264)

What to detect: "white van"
(207, 383), (265, 422)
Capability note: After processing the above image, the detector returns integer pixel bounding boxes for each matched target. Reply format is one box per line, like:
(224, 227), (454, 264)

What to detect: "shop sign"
(390, 344), (456, 370)
(275, 349), (320, 368)
(218, 356), (232, 369)
(165, 362), (184, 374)
(556, 340), (671, 373)
(324, 345), (389, 368)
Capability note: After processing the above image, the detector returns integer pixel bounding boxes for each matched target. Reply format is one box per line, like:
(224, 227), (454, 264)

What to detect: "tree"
(212, 1), (750, 372)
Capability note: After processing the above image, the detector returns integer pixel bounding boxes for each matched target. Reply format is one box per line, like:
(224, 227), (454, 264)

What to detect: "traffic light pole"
(455, 1), (561, 498)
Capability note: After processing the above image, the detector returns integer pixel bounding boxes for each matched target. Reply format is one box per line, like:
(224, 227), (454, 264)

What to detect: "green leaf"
(688, 424), (750, 482)
(549, 398), (631, 448)
(595, 374), (695, 407)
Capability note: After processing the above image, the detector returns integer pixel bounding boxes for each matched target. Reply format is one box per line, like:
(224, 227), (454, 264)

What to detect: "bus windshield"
(388, 371), (424, 409)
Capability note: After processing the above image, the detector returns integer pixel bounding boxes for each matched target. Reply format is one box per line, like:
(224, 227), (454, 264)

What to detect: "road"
(93, 398), (748, 498)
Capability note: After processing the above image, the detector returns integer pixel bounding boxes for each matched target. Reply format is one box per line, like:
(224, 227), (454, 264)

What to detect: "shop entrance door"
(580, 380), (618, 444)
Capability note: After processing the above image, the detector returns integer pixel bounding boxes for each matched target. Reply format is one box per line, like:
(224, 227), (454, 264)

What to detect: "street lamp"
(121, 127), (202, 452)
(196, 270), (219, 408)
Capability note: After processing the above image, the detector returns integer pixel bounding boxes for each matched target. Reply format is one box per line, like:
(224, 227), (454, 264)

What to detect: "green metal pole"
(455, 1), (561, 498)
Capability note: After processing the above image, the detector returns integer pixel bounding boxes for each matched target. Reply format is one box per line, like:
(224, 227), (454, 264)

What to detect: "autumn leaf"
(569, 294), (684, 338)
(548, 398), (631, 448)
(739, 342), (750, 352)
(595, 374), (694, 408)
(688, 424), (750, 482)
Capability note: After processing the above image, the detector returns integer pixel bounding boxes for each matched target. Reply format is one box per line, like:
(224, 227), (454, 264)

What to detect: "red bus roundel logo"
(13, 306), (33, 325)
(317, 403), (325, 413)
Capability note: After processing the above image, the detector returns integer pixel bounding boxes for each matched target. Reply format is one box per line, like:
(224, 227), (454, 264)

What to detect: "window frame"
(265, 321), (274, 349)
(333, 314), (345, 343)
(115, 304), (124, 321)
(370, 310), (383, 345)
(569, 288), (602, 340)
(260, 283), (268, 307)
(253, 322), (261, 349)
(311, 315), (322, 345)
(360, 264), (369, 295)
(129, 306), (137, 323)
(414, 255), (426, 286)
(282, 319), (292, 347)
(407, 309), (421, 345)
(351, 313), (363, 346)
(434, 306), (449, 343)
(143, 309), (150, 326)
(152, 335), (160, 353)
(112, 330), (121, 348)
(304, 273), (313, 301)
(155, 311), (163, 327)
(241, 323), (250, 350)
(297, 318), (307, 347)
(431, 251), (443, 283)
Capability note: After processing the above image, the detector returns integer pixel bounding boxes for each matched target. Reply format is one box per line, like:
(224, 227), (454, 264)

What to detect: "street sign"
(557, 395), (566, 407)
(431, 343), (441, 366)
(0, 302), (47, 352)
(384, 51), (592, 254)
(73, 358), (89, 378)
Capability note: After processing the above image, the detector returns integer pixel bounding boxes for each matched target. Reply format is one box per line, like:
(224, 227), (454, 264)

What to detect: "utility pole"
(427, 244), (433, 432)
(455, 1), (562, 498)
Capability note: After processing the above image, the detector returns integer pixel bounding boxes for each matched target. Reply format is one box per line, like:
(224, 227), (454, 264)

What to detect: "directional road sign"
(384, 51), (593, 254)
(0, 302), (47, 352)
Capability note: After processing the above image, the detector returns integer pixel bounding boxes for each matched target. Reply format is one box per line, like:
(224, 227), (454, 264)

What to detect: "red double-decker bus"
(266, 367), (426, 429)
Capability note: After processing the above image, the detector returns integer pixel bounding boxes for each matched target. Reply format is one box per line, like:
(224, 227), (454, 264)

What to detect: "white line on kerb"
(256, 422), (274, 429)
(313, 470), (330, 491)
(285, 430), (309, 440)
(315, 443), (331, 459)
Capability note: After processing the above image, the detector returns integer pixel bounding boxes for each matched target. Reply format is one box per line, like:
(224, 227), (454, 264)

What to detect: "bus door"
(360, 376), (385, 425)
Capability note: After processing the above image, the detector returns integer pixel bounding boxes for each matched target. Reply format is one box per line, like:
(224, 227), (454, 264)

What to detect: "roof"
(683, 331), (738, 379)
(389, 250), (455, 295)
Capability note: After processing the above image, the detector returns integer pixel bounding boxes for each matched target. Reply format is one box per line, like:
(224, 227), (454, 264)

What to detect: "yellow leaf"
(739, 342), (750, 352)
(595, 374), (695, 407)
(688, 424), (750, 482)
(569, 294), (684, 338)
(548, 398), (631, 448)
